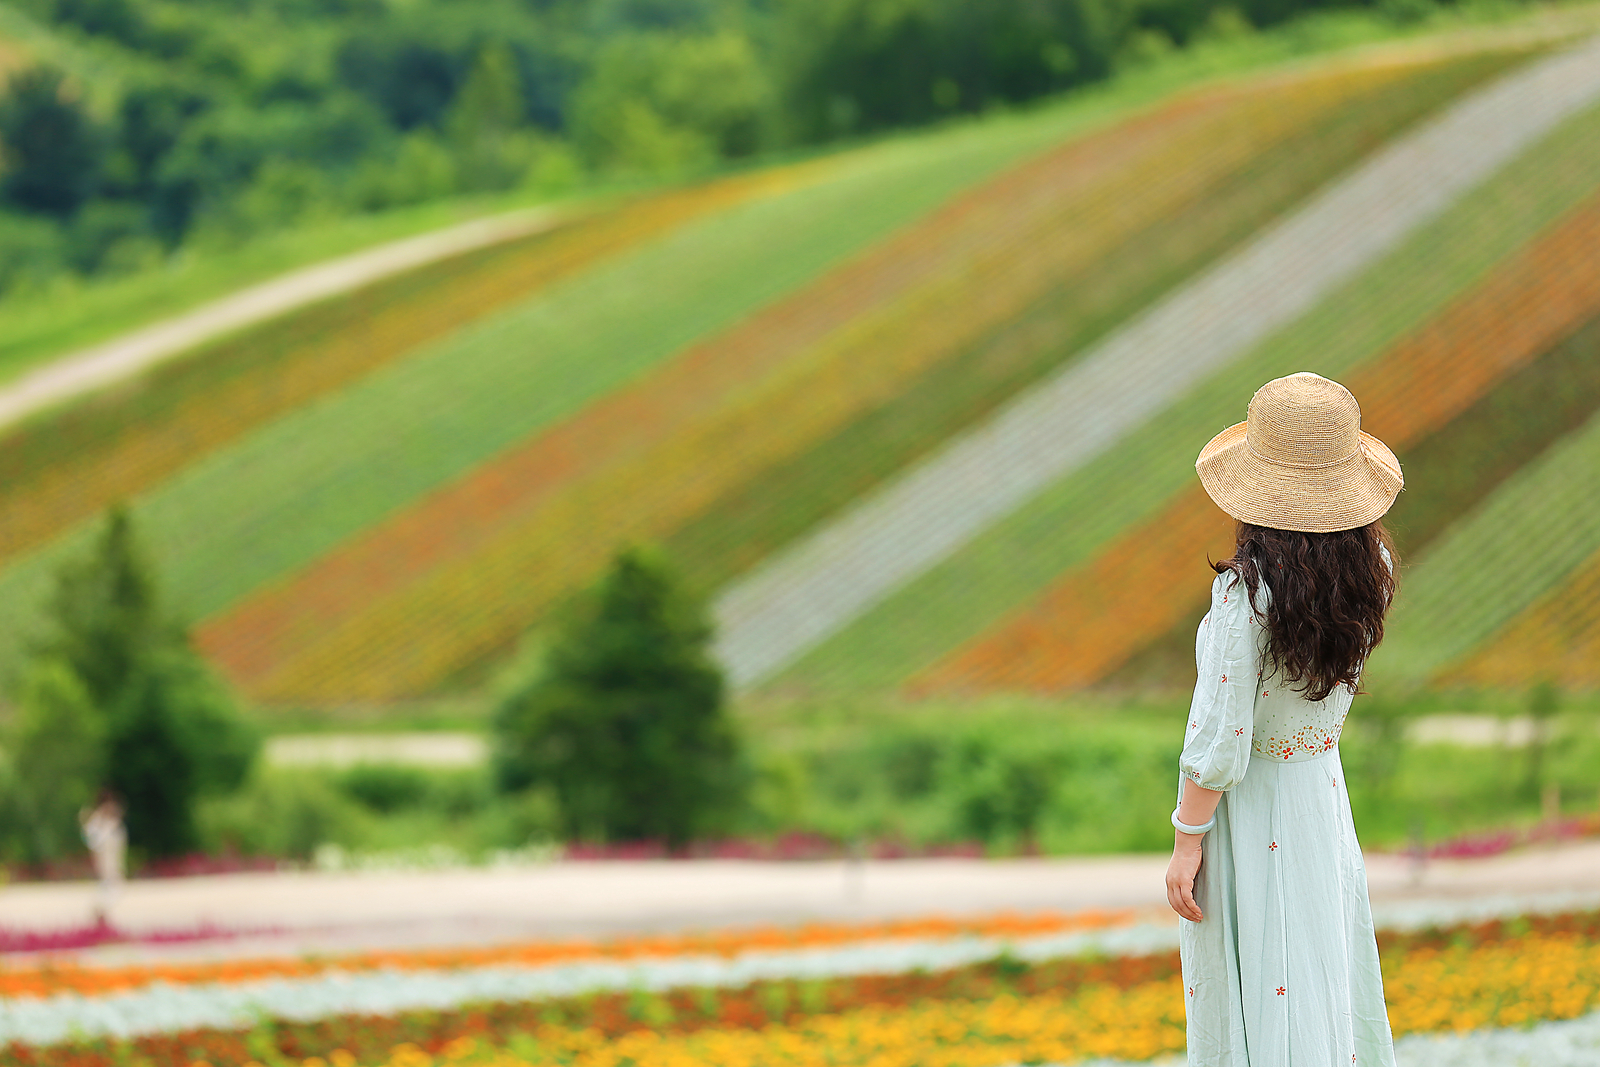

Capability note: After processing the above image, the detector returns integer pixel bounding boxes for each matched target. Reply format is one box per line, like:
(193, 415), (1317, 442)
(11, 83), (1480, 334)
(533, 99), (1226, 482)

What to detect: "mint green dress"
(1178, 571), (1396, 1067)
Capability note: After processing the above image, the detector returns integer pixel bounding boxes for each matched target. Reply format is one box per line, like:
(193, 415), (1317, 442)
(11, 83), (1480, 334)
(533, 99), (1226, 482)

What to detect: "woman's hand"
(1166, 832), (1204, 921)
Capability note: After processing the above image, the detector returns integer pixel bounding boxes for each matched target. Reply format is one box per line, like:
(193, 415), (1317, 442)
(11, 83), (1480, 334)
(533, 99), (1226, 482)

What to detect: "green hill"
(2, 16), (1600, 710)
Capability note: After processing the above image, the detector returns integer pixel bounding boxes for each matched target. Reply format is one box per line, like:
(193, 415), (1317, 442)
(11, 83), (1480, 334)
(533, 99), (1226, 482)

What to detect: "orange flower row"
(0, 909), (1133, 1001)
(920, 186), (1600, 692)
(210, 62), (1417, 702)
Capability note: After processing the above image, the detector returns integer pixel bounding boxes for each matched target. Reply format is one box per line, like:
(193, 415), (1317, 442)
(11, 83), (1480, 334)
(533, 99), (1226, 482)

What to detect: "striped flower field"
(769, 75), (1600, 696)
(0, 171), (793, 572)
(195, 53), (1485, 701)
(916, 186), (1600, 693)
(0, 90), (1090, 691)
(13, 904), (1600, 1066)
(1, 27), (1598, 705)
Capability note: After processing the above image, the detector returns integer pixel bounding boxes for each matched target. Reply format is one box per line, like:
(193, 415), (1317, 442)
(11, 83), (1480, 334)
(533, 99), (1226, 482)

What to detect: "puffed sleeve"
(1179, 571), (1263, 791)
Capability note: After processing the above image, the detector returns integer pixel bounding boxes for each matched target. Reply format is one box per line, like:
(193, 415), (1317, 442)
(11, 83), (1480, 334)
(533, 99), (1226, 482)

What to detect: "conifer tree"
(24, 507), (257, 857)
(494, 548), (742, 848)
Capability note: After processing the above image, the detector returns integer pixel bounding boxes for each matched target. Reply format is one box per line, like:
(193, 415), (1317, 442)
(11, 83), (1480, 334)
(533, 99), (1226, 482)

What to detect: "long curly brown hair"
(1214, 520), (1397, 702)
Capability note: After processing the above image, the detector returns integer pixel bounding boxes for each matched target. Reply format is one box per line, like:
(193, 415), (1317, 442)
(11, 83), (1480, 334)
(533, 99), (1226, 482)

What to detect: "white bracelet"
(1171, 808), (1215, 836)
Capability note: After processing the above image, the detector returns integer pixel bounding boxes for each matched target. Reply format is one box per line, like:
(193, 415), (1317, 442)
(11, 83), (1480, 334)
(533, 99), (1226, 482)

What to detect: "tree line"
(0, 0), (1465, 296)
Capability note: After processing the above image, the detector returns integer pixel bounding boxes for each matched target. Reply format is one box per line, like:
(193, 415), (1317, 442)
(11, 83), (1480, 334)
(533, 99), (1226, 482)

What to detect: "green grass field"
(776, 99), (1600, 693)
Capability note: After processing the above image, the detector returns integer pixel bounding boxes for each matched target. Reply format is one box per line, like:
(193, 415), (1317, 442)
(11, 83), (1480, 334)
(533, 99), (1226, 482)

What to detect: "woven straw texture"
(1196, 372), (1402, 532)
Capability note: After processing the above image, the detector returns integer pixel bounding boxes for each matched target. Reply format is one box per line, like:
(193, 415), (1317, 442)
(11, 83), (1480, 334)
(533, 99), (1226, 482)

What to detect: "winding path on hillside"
(712, 35), (1600, 690)
(0, 207), (563, 429)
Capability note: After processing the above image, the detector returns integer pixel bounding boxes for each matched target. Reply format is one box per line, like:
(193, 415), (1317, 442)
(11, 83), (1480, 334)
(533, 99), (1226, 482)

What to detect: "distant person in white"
(79, 789), (126, 926)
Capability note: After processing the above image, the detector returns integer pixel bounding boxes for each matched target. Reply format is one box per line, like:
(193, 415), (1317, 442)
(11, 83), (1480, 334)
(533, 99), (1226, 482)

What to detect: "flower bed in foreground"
(14, 910), (1600, 1067)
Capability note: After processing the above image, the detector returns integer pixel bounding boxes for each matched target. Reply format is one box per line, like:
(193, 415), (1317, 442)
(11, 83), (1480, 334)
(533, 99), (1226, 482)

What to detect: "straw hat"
(1196, 372), (1402, 533)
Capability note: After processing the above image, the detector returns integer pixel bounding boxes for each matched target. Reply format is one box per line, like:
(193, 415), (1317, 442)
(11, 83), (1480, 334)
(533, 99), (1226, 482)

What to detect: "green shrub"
(336, 763), (434, 813)
(3, 660), (104, 862)
(493, 548), (743, 847)
(199, 768), (369, 858)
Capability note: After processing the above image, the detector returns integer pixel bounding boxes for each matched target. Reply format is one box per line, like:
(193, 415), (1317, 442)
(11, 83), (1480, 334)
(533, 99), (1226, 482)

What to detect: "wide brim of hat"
(1196, 421), (1403, 533)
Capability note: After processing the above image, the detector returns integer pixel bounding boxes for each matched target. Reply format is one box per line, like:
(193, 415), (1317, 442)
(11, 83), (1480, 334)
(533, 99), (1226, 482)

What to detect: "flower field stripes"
(197, 61), (1409, 699)
(915, 187), (1600, 692)
(0, 176), (782, 571)
(1444, 535), (1600, 689)
(0, 921), (1179, 1047)
(0, 107), (1080, 688)
(15, 906), (1600, 1066)
(771, 85), (1600, 695)
(0, 911), (1133, 1000)
(651, 49), (1527, 608)
(1366, 401), (1600, 684)
(711, 37), (1600, 691)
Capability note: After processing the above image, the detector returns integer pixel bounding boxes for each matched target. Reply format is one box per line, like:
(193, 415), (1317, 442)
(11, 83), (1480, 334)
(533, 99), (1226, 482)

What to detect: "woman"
(1166, 372), (1403, 1067)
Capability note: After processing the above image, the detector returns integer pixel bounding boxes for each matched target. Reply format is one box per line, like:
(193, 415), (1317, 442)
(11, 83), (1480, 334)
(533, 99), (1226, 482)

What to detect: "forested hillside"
(0, 0), (1534, 300)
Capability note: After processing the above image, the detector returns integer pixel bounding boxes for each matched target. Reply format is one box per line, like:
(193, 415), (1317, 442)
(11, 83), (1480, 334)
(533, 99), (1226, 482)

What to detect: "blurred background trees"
(0, 507), (258, 865)
(0, 0), (1484, 299)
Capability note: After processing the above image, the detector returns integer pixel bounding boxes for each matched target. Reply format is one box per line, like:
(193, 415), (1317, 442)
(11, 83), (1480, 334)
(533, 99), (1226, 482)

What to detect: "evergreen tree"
(0, 66), (105, 217)
(45, 506), (159, 706)
(493, 548), (742, 847)
(445, 44), (533, 190)
(28, 507), (257, 858)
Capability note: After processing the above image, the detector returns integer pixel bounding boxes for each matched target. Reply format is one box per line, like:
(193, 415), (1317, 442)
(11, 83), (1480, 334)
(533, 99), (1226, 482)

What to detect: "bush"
(759, 709), (1180, 854)
(0, 211), (65, 296)
(494, 548), (743, 847)
(199, 768), (369, 858)
(0, 66), (106, 217)
(777, 0), (1125, 139)
(3, 660), (104, 862)
(336, 763), (434, 813)
(569, 31), (770, 174)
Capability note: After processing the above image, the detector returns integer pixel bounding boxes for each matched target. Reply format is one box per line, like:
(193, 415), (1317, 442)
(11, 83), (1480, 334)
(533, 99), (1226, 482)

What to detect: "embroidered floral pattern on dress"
(1269, 841), (1278, 852)
(1276, 986), (1286, 996)
(1252, 711), (1347, 762)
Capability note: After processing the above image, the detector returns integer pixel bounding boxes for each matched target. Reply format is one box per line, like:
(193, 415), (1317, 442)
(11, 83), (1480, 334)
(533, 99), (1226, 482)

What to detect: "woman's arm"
(1166, 778), (1222, 921)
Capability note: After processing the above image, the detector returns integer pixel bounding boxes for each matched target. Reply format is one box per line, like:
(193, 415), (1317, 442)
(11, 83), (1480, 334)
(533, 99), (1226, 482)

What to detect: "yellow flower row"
(337, 983), (1185, 1067)
(278, 930), (1600, 1067)
(1385, 930), (1600, 1036)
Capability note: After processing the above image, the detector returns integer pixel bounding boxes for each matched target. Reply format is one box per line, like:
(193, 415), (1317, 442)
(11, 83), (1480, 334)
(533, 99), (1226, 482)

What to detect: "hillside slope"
(761, 39), (1600, 695)
(2, 26), (1597, 705)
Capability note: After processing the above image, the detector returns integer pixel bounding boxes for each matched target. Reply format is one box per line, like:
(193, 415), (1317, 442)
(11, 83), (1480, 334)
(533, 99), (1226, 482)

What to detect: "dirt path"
(0, 207), (564, 431)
